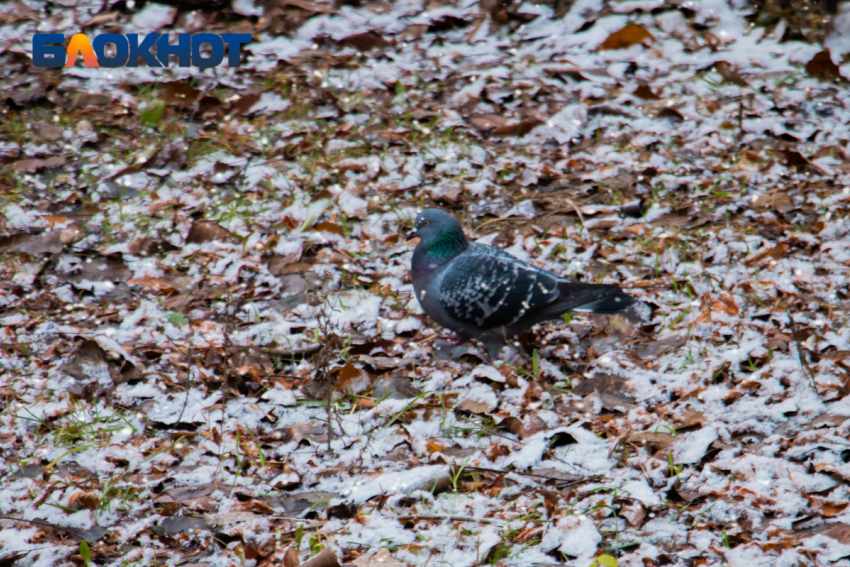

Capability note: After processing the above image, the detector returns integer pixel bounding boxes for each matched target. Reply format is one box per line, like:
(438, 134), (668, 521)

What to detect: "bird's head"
(407, 209), (463, 244)
(407, 209), (469, 261)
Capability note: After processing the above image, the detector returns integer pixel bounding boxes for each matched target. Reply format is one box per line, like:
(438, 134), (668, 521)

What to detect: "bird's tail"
(541, 281), (638, 318)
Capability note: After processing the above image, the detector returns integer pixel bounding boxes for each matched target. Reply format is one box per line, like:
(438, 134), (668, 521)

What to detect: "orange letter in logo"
(65, 34), (99, 67)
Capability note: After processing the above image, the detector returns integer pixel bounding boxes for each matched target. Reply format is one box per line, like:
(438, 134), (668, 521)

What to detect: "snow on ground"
(1, 0), (850, 566)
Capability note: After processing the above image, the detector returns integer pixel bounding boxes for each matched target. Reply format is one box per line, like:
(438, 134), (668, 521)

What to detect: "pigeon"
(407, 209), (639, 360)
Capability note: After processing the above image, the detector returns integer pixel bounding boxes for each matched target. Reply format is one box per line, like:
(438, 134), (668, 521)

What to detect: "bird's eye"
(423, 221), (429, 226)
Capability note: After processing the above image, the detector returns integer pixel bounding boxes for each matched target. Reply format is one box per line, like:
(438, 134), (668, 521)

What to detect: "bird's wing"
(438, 252), (561, 329)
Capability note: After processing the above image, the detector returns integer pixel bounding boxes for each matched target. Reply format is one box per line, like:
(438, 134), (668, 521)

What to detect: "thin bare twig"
(465, 466), (592, 486)
(788, 316), (816, 389)
(228, 344), (322, 357)
(608, 426), (633, 459)
(561, 198), (587, 233)
(394, 515), (505, 526)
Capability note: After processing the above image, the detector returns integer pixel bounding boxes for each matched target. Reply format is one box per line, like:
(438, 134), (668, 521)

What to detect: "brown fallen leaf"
(59, 339), (117, 384)
(229, 93), (262, 116)
(68, 491), (99, 510)
(276, 261), (315, 274)
(598, 24), (654, 50)
(633, 85), (661, 100)
(778, 149), (828, 175)
(229, 347), (274, 380)
(55, 255), (133, 285)
(819, 522), (850, 544)
(744, 243), (789, 267)
(71, 92), (111, 108)
(196, 95), (223, 119)
(574, 374), (635, 404)
(711, 293), (739, 316)
(313, 222), (345, 236)
(491, 118), (544, 137)
(469, 113), (509, 131)
(146, 138), (188, 171)
(627, 431), (674, 451)
(811, 496), (849, 517)
(12, 231), (65, 256)
(283, 546), (300, 567)
(806, 50), (842, 81)
(673, 410), (706, 432)
(499, 415), (548, 439)
(713, 61), (749, 87)
(338, 31), (388, 52)
(301, 547), (341, 567)
(822, 351), (850, 362)
(126, 276), (180, 293)
(315, 248), (350, 264)
(152, 516), (212, 536)
(332, 363), (370, 393)
(162, 81), (200, 109)
(13, 156), (67, 172)
(544, 67), (589, 82)
(31, 121), (64, 142)
(266, 251), (302, 275)
(281, 424), (331, 445)
(614, 497), (646, 526)
(427, 184), (463, 204)
(455, 398), (495, 414)
(250, 500), (275, 514)
(649, 206), (709, 229)
(186, 220), (240, 244)
(82, 11), (119, 28)
(751, 191), (795, 214)
(632, 336), (686, 359)
(722, 390), (742, 404)
(127, 237), (179, 256)
(657, 107), (685, 123)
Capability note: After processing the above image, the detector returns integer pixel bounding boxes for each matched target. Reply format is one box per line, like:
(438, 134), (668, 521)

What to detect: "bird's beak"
(406, 229), (418, 241)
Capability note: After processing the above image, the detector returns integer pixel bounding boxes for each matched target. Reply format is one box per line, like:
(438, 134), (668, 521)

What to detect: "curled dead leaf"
(301, 547), (341, 567)
(751, 191), (795, 214)
(283, 547), (300, 567)
(126, 276), (181, 293)
(711, 293), (739, 316)
(469, 113), (508, 131)
(186, 220), (240, 244)
(819, 522), (850, 544)
(627, 431), (674, 452)
(71, 92), (111, 108)
(744, 243), (789, 267)
(614, 497), (646, 526)
(13, 156), (66, 172)
(633, 85), (661, 100)
(455, 398), (495, 414)
(598, 24), (654, 50)
(229, 93), (262, 116)
(31, 121), (64, 142)
(491, 118), (544, 137)
(162, 81), (200, 109)
(713, 61), (749, 87)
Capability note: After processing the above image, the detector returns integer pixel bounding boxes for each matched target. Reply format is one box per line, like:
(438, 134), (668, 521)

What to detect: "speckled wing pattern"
(438, 248), (561, 329)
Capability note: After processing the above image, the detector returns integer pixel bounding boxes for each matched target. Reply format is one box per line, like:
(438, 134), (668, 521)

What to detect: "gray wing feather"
(439, 249), (561, 329)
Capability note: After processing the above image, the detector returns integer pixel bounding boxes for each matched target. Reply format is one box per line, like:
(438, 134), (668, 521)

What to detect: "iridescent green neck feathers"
(426, 228), (467, 259)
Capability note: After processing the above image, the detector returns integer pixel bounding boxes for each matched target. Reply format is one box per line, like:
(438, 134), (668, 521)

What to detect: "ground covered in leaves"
(3, 0), (850, 565)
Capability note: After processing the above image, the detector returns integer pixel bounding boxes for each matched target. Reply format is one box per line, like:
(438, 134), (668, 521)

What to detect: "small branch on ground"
(788, 317), (816, 389)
